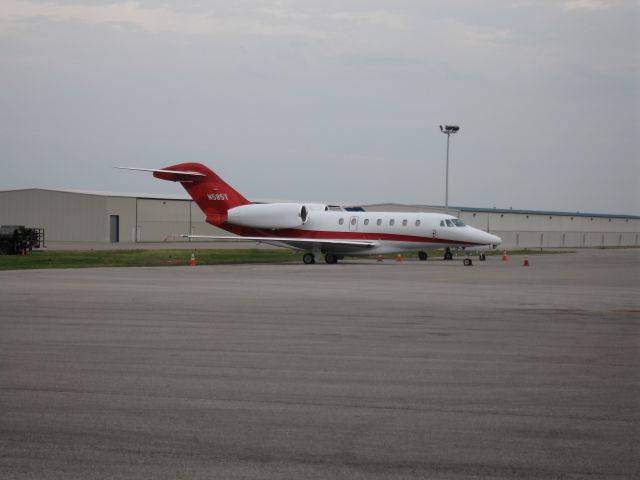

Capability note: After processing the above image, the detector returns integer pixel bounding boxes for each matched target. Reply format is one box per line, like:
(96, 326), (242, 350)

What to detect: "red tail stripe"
(221, 225), (479, 246)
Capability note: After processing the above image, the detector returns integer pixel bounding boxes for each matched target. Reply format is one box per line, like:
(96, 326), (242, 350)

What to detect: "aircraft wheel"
(444, 251), (453, 261)
(479, 253), (486, 261)
(463, 258), (473, 266)
(418, 251), (428, 261)
(303, 253), (315, 264)
(325, 254), (338, 264)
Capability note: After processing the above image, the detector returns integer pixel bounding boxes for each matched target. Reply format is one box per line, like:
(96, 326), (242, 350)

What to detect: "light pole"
(439, 125), (460, 213)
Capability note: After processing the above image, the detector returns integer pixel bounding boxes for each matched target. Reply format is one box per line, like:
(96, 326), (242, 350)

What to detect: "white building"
(0, 188), (638, 248)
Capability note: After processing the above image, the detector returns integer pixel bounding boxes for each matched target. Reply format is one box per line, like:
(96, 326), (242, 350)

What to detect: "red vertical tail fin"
(154, 163), (251, 225)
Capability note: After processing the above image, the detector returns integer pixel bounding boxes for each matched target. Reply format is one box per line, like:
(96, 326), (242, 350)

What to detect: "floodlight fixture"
(440, 125), (460, 134)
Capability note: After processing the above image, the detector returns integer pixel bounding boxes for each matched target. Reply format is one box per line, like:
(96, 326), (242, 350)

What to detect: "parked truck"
(0, 225), (44, 255)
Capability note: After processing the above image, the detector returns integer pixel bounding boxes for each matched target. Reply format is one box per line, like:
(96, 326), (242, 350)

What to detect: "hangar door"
(136, 199), (191, 242)
(109, 215), (119, 243)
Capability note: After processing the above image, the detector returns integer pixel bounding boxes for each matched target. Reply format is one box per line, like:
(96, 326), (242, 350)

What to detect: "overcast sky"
(1, 0), (638, 214)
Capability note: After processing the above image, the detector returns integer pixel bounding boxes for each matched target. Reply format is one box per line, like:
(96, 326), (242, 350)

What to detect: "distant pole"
(439, 125), (460, 213)
(445, 133), (450, 211)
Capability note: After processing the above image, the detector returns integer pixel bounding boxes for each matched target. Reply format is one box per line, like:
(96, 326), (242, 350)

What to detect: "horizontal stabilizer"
(113, 166), (206, 177)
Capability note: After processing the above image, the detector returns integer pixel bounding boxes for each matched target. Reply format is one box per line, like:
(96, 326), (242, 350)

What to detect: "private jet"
(116, 163), (501, 264)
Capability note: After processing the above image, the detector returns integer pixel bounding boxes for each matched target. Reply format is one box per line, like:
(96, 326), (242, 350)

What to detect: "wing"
(180, 234), (376, 250)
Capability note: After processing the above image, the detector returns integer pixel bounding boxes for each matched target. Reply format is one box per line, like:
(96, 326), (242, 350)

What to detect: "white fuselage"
(260, 210), (501, 255)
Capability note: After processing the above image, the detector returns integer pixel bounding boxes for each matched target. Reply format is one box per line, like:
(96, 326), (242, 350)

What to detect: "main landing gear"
(324, 254), (339, 264)
(302, 253), (341, 264)
(418, 251), (428, 261)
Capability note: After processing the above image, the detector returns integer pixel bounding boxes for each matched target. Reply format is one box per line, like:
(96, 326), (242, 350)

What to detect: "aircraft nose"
(490, 233), (502, 248)
(471, 227), (501, 248)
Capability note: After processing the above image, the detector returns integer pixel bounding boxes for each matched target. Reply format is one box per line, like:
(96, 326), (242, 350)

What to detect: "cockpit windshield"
(451, 218), (466, 227)
(445, 219), (454, 227)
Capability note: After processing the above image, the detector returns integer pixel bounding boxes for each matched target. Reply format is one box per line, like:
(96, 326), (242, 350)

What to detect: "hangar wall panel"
(0, 189), (106, 241)
(132, 199), (230, 242)
(452, 211), (639, 248)
(136, 199), (191, 242)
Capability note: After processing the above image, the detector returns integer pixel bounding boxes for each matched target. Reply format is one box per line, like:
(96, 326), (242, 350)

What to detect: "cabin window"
(364, 219), (369, 226)
(440, 220), (445, 227)
(389, 219), (395, 226)
(351, 218), (357, 226)
(415, 220), (421, 227)
(445, 219), (454, 227)
(376, 219), (382, 226)
(402, 219), (408, 226)
(338, 218), (344, 225)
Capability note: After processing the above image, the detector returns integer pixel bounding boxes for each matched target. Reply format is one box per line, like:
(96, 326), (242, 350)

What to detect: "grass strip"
(0, 249), (300, 270)
(0, 247), (575, 270)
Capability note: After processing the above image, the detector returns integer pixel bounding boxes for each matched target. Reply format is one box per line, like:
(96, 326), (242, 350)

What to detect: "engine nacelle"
(227, 203), (309, 229)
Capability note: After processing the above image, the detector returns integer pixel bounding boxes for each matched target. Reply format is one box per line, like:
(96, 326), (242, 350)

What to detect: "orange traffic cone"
(502, 250), (508, 261)
(523, 256), (530, 267)
(190, 253), (196, 267)
(396, 254), (402, 263)
(377, 255), (383, 262)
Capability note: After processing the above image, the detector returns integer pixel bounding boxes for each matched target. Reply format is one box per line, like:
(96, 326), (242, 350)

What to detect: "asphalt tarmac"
(1, 249), (638, 479)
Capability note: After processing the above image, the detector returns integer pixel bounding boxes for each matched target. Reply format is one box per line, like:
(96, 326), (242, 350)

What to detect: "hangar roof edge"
(0, 187), (191, 200)
(353, 203), (640, 220)
(1, 189), (638, 219)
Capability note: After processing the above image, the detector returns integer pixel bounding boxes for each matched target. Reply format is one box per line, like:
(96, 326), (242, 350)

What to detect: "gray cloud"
(1, 0), (638, 213)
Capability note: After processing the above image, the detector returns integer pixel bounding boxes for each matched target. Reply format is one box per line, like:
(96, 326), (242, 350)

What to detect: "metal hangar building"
(0, 188), (638, 249)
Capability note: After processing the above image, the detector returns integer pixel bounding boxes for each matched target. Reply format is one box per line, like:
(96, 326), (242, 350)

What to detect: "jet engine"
(226, 203), (309, 229)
